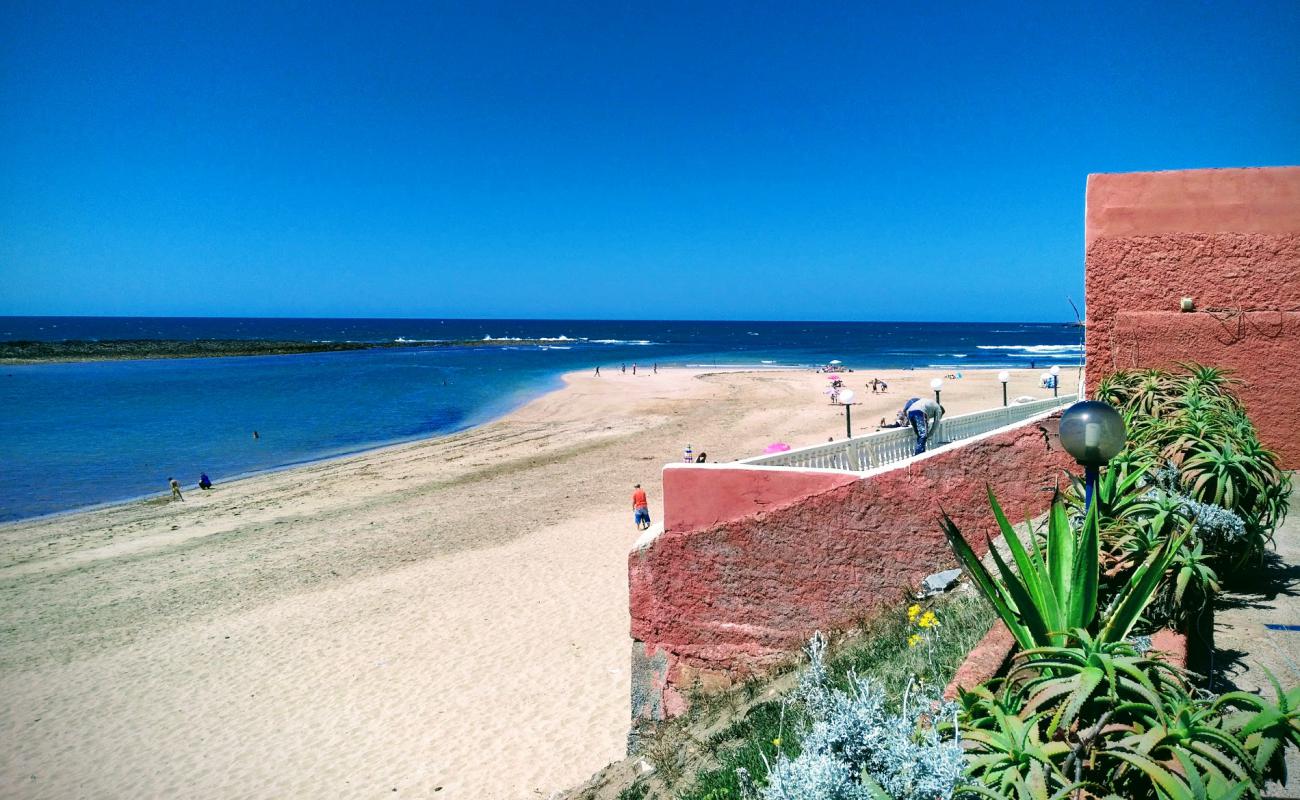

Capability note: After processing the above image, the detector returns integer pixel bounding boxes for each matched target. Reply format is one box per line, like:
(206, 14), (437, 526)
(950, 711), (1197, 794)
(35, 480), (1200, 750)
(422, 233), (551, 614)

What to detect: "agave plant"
(943, 490), (1184, 651)
(943, 492), (1097, 651)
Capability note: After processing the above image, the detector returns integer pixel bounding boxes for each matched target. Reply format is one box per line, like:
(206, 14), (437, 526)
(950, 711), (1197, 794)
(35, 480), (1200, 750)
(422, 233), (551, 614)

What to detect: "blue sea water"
(0, 317), (1083, 521)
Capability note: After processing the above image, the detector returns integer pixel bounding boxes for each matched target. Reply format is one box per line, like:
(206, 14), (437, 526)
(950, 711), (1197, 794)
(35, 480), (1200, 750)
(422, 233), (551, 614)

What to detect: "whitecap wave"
(976, 344), (1083, 353)
(589, 339), (656, 345)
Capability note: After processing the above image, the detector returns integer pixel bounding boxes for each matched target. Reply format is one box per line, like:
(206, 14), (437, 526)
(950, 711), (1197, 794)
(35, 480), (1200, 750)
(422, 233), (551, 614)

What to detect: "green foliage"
(617, 783), (649, 800)
(949, 362), (1298, 799)
(677, 595), (994, 800)
(943, 490), (1180, 651)
(958, 634), (1264, 799)
(1216, 668), (1300, 785)
(1094, 362), (1291, 572)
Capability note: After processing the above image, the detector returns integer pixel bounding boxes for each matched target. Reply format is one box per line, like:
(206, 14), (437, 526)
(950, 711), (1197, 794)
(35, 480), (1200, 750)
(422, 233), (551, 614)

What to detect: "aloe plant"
(1216, 667), (1300, 784)
(959, 635), (1267, 800)
(943, 489), (1183, 651)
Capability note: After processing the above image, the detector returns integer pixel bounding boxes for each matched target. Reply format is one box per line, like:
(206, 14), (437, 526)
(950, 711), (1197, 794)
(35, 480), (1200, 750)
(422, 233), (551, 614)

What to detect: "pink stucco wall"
(629, 413), (1073, 721)
(1085, 167), (1300, 466)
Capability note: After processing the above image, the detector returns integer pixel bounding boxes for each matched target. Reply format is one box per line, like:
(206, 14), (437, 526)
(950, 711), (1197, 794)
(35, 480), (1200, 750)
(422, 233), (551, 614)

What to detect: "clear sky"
(2, 1), (1297, 322)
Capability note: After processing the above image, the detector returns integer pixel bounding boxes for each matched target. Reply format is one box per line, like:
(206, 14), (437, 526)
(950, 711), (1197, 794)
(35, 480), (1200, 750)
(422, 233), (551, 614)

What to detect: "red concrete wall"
(1085, 167), (1300, 466)
(629, 413), (1073, 720)
(661, 465), (859, 535)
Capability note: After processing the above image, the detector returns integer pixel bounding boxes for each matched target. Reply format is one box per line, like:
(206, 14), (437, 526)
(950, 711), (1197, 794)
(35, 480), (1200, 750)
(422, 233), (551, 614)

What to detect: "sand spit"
(0, 367), (1064, 798)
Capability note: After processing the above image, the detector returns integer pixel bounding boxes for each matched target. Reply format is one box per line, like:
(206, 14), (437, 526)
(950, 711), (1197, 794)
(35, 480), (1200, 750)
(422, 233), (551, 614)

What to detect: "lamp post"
(1050, 365), (1061, 398)
(998, 370), (1010, 407)
(1059, 400), (1126, 511)
(930, 377), (943, 406)
(839, 389), (856, 439)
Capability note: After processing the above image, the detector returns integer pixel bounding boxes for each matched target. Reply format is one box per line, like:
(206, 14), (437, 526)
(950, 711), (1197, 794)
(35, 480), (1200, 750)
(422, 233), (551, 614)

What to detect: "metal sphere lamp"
(1059, 400), (1126, 510)
(1049, 365), (1062, 398)
(930, 377), (943, 405)
(998, 370), (1010, 407)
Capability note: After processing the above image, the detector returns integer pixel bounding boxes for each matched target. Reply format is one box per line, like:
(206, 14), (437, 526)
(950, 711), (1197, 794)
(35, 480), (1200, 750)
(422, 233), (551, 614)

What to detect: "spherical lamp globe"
(1059, 401), (1126, 467)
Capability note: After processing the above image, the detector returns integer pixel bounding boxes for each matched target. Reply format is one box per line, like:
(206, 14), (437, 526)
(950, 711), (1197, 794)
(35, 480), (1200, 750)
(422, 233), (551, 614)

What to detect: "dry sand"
(0, 366), (1069, 799)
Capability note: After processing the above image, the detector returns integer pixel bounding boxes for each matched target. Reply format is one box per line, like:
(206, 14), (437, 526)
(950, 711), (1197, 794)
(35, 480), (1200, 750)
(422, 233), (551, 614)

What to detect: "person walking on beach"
(683, 443), (694, 463)
(621, 363), (626, 374)
(902, 397), (944, 455)
(632, 484), (651, 531)
(594, 365), (600, 376)
(653, 363), (658, 374)
(169, 477), (184, 501)
(632, 363), (637, 375)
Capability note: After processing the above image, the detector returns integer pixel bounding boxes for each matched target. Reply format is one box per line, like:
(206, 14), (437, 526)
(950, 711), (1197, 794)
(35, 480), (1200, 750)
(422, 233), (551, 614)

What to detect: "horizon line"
(0, 313), (1079, 325)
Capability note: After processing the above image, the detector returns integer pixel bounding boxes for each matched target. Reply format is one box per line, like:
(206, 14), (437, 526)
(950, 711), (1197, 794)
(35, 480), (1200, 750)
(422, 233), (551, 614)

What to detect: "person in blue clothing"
(902, 397), (944, 455)
(199, 473), (213, 490)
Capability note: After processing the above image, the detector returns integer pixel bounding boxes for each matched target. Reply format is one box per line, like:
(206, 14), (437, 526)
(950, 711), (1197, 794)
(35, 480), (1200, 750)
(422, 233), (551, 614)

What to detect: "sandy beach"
(0, 366), (1068, 799)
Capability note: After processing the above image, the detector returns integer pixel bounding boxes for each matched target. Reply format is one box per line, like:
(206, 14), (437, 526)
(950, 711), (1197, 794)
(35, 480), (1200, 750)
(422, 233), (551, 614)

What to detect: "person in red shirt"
(632, 484), (651, 530)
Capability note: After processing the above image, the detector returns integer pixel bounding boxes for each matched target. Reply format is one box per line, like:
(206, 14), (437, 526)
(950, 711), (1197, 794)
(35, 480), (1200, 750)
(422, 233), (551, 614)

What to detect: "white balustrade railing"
(739, 394), (1076, 472)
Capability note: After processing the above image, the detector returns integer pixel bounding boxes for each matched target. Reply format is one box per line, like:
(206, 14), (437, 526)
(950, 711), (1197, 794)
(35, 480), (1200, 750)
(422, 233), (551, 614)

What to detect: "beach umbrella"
(764, 442), (791, 453)
(829, 359), (842, 365)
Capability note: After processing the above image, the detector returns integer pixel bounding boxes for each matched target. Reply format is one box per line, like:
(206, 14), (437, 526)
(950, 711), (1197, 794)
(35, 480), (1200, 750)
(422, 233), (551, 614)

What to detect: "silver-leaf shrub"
(758, 634), (966, 800)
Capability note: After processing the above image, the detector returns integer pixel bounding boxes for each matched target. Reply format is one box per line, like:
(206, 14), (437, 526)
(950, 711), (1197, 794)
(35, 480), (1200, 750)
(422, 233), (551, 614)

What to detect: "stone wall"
(628, 411), (1073, 722)
(1084, 166), (1300, 466)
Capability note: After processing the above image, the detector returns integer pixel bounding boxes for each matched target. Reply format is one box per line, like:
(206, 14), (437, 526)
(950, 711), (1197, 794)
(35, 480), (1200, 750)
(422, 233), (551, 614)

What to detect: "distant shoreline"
(0, 338), (572, 364)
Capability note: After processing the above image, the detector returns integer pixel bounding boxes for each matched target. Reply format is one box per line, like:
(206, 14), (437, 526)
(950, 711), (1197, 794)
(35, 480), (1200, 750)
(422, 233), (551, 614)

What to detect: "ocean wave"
(976, 344), (1083, 353)
(482, 335), (578, 342)
(589, 339), (656, 346)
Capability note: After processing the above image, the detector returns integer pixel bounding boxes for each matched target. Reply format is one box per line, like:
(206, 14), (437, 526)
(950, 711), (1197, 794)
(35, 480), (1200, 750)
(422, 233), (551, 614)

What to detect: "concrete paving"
(1213, 476), (1300, 799)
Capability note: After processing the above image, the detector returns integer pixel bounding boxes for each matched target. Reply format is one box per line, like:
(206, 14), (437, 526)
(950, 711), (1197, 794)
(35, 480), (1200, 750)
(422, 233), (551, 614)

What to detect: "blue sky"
(2, 1), (1297, 322)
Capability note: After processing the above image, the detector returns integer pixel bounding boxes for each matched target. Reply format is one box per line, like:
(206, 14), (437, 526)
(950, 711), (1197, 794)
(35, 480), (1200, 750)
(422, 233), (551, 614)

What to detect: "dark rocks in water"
(0, 338), (567, 363)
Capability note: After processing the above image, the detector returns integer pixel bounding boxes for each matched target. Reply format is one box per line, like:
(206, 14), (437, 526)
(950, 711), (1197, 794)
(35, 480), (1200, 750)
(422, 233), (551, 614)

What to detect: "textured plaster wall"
(1085, 167), (1300, 466)
(629, 413), (1072, 721)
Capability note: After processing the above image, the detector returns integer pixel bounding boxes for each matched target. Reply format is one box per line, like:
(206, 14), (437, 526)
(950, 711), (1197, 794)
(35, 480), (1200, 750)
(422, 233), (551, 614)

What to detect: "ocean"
(0, 317), (1083, 521)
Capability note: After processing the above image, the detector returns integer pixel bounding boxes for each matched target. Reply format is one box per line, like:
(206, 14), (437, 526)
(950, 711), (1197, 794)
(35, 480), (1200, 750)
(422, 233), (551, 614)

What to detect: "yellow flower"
(918, 611), (938, 629)
(907, 604), (921, 622)
(908, 634), (921, 648)
(772, 737), (782, 747)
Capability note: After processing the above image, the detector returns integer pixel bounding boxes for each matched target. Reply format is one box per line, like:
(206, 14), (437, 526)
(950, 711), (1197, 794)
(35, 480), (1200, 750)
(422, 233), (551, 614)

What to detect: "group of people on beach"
(594, 363), (658, 376)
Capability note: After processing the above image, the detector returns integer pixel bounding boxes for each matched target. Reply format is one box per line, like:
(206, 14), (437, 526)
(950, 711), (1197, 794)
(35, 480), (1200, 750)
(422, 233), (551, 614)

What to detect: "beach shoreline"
(0, 365), (1074, 799)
